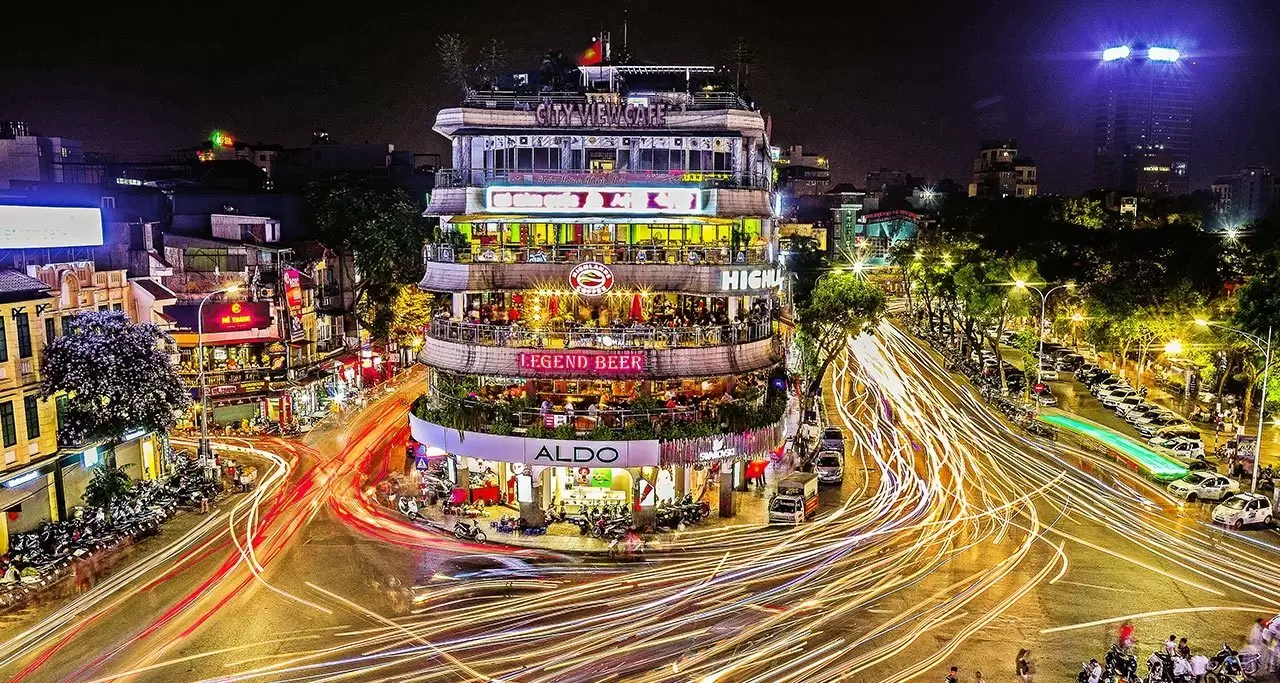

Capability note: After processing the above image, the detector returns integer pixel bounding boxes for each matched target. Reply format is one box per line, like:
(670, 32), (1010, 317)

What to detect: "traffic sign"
(1033, 383), (1047, 394)
(414, 455), (430, 470)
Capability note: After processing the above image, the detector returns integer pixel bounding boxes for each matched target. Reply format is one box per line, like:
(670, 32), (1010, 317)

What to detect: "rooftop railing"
(424, 243), (769, 266)
(427, 318), (773, 350)
(434, 168), (770, 190)
(460, 90), (752, 112)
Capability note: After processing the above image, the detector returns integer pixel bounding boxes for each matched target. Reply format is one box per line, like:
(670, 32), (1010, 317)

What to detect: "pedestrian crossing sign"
(414, 455), (430, 470)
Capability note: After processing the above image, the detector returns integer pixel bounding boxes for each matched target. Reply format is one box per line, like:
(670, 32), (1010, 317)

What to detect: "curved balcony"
(418, 250), (781, 295)
(424, 243), (769, 266)
(425, 185), (772, 219)
(417, 335), (782, 379)
(435, 168), (770, 191)
(426, 319), (773, 350)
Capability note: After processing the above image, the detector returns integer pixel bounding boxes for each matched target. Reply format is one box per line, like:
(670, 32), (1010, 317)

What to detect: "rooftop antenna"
(623, 6), (629, 48)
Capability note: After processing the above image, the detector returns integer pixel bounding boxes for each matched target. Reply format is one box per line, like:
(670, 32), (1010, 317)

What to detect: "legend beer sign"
(517, 350), (646, 376)
(486, 186), (701, 215)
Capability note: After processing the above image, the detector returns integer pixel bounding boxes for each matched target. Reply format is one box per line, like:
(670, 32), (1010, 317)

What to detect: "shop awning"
(171, 331), (283, 347)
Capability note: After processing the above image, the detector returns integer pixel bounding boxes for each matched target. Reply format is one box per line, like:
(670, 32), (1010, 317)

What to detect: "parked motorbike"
(452, 520), (486, 542)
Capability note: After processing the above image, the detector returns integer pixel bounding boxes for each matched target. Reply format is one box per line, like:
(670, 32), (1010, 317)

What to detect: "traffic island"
(1037, 411), (1189, 481)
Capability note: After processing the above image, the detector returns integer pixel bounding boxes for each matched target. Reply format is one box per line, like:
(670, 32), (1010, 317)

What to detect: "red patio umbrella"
(629, 293), (644, 321)
(548, 295), (560, 317)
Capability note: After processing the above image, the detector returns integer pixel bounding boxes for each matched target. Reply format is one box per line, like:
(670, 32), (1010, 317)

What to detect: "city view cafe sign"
(535, 101), (669, 128)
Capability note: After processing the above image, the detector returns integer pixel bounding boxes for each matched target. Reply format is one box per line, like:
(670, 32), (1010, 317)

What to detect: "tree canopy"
(796, 273), (888, 392)
(305, 176), (430, 343)
(41, 311), (188, 447)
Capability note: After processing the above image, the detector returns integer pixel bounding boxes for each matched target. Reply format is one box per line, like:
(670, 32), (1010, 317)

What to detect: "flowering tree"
(41, 310), (189, 447)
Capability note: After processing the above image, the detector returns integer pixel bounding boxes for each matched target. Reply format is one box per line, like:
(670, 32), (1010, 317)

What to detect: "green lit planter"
(1037, 411), (1189, 480)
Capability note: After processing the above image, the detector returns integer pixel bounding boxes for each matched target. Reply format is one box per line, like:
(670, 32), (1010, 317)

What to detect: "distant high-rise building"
(1093, 43), (1193, 196)
(968, 139), (1037, 199)
(1211, 166), (1277, 227)
(0, 120), (84, 189)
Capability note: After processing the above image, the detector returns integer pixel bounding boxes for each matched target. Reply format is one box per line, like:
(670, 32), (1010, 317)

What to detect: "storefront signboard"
(518, 350), (645, 376)
(486, 186), (701, 215)
(698, 437), (737, 461)
(720, 268), (784, 292)
(534, 102), (668, 128)
(409, 413), (660, 467)
(167, 301), (273, 332)
(568, 261), (614, 296)
(282, 268), (304, 341)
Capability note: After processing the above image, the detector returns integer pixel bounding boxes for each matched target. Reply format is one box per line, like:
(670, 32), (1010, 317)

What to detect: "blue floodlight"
(1147, 47), (1180, 62)
(1102, 46), (1131, 61)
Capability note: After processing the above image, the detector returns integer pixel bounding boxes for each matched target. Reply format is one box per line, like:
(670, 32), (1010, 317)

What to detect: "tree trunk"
(1216, 354), (1234, 397)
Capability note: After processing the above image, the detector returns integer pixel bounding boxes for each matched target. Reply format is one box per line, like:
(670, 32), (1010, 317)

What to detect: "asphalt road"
(3, 329), (1280, 681)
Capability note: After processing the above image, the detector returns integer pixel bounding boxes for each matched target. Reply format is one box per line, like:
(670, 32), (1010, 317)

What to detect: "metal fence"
(434, 168), (770, 190)
(430, 392), (765, 431)
(428, 319), (773, 350)
(424, 243), (770, 266)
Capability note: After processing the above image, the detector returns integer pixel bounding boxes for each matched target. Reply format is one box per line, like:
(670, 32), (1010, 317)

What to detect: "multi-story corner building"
(0, 121), (85, 189)
(412, 58), (786, 517)
(1211, 166), (1277, 228)
(968, 139), (1037, 199)
(1093, 44), (1193, 196)
(0, 255), (164, 545)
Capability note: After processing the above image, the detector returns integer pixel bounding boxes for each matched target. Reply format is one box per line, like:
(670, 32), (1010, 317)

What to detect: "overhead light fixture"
(1102, 46), (1131, 62)
(1147, 47), (1180, 62)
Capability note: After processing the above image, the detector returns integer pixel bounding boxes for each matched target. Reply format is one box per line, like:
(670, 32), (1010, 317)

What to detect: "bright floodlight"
(1014, 279), (1028, 288)
(1147, 47), (1180, 62)
(224, 284), (241, 294)
(1164, 339), (1184, 355)
(1193, 318), (1210, 327)
(1102, 46), (1131, 61)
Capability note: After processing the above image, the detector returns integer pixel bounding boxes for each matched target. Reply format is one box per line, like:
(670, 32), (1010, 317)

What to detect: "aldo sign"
(720, 268), (784, 292)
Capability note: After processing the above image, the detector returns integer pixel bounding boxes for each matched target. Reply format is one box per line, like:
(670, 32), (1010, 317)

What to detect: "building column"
(718, 469), (735, 518)
(0, 513), (7, 554)
(727, 297), (739, 321)
(48, 472), (61, 523)
(452, 293), (465, 320)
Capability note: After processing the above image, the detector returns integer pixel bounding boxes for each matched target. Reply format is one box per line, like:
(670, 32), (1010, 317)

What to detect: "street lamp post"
(197, 285), (240, 466)
(1014, 281), (1074, 386)
(1196, 319), (1273, 493)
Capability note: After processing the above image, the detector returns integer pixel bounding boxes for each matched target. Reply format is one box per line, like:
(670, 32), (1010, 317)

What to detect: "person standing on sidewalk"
(1015, 648), (1034, 682)
(943, 666), (959, 683)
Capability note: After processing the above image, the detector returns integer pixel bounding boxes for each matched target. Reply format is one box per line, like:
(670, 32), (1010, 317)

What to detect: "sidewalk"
(1095, 356), (1280, 469)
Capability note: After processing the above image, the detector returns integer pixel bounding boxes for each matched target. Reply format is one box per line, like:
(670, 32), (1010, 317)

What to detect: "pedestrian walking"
(1015, 648), (1034, 682)
(1118, 620), (1135, 649)
(1189, 652), (1209, 683)
(971, 670), (984, 683)
(944, 666), (959, 683)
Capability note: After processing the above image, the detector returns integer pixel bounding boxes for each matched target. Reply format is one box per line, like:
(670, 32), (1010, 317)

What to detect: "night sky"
(2, 1), (1277, 194)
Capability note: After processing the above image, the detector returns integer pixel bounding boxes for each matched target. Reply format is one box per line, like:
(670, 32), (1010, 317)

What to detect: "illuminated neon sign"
(486, 186), (701, 215)
(192, 301), (273, 332)
(534, 102), (668, 128)
(517, 351), (645, 376)
(0, 205), (104, 249)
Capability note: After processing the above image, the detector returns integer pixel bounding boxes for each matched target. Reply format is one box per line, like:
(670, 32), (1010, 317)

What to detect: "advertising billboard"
(0, 205), (104, 249)
(281, 268), (304, 340)
(485, 186), (701, 215)
(165, 301), (273, 333)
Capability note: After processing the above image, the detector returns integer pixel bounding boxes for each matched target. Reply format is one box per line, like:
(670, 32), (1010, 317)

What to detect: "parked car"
(1157, 438), (1206, 460)
(1114, 396), (1146, 416)
(1152, 425), (1201, 442)
(1167, 472), (1238, 502)
(1037, 366), (1060, 381)
(814, 451), (844, 484)
(1091, 377), (1127, 395)
(1035, 390), (1059, 406)
(1136, 415), (1188, 437)
(1123, 405), (1163, 424)
(1100, 388), (1139, 408)
(1212, 493), (1273, 529)
(820, 427), (846, 454)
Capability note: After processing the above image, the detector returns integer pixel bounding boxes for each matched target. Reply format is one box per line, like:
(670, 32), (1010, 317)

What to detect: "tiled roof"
(0, 270), (51, 295)
(132, 278), (178, 301)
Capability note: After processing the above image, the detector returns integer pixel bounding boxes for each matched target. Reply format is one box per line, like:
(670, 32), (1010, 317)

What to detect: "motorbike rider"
(1118, 620), (1135, 650)
(1189, 651), (1209, 682)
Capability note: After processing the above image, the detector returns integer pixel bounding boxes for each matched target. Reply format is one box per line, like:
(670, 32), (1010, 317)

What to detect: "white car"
(813, 451), (844, 484)
(1113, 396), (1146, 415)
(1157, 438), (1206, 460)
(1131, 408), (1176, 426)
(1167, 472), (1238, 502)
(1100, 389), (1139, 407)
(1035, 391), (1058, 406)
(1037, 367), (1060, 381)
(1212, 493), (1274, 529)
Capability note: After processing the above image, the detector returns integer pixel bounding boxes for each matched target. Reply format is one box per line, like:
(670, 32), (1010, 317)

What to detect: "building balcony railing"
(427, 319), (772, 350)
(434, 168), (769, 190)
(417, 390), (774, 437)
(424, 243), (769, 266)
(460, 90), (752, 113)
